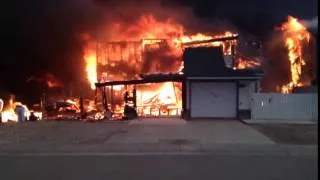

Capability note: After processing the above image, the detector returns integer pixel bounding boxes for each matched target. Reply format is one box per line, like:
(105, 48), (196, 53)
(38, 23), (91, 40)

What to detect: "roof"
(183, 46), (263, 77)
(95, 73), (183, 87)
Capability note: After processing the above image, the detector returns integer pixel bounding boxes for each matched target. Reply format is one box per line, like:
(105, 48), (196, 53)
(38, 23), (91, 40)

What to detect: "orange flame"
(233, 57), (260, 70)
(84, 42), (98, 90)
(280, 16), (310, 93)
(82, 14), (254, 117)
(83, 14), (238, 89)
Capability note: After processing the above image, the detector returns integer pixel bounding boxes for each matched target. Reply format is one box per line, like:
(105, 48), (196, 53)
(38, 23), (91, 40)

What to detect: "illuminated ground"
(0, 119), (274, 150)
(0, 120), (317, 179)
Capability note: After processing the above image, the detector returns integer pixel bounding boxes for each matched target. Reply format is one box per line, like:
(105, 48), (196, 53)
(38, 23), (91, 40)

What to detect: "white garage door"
(191, 82), (237, 118)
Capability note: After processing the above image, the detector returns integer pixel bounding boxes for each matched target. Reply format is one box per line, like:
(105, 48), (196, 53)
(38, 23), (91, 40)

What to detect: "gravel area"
(250, 124), (318, 145)
(0, 120), (128, 145)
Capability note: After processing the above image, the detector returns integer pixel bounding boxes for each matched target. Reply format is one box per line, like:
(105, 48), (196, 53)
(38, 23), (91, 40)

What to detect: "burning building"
(78, 14), (315, 121)
(80, 14), (262, 120)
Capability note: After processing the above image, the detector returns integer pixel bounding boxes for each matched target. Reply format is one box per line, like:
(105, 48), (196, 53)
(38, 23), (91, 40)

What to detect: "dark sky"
(0, 0), (317, 100)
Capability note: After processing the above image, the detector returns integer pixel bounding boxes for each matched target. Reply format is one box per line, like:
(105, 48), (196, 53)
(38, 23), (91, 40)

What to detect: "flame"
(82, 14), (255, 117)
(85, 53), (97, 90)
(83, 40), (98, 90)
(83, 14), (238, 87)
(233, 57), (260, 70)
(177, 32), (237, 55)
(46, 80), (62, 88)
(0, 96), (34, 123)
(280, 16), (310, 93)
(135, 82), (181, 116)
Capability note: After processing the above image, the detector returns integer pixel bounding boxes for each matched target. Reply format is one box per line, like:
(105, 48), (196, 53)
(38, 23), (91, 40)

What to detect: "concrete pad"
(107, 120), (275, 145)
(129, 118), (186, 125)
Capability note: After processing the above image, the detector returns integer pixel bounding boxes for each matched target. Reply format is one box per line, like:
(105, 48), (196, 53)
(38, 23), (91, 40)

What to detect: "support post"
(111, 85), (114, 112)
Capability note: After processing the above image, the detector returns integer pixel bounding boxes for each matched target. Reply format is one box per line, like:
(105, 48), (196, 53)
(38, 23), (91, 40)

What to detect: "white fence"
(251, 93), (318, 121)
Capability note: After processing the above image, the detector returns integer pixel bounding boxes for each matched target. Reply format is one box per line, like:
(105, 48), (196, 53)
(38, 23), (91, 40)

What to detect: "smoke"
(86, 0), (237, 40)
(301, 17), (318, 31)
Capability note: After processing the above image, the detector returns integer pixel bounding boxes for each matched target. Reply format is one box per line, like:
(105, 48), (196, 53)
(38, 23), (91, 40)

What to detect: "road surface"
(0, 152), (317, 180)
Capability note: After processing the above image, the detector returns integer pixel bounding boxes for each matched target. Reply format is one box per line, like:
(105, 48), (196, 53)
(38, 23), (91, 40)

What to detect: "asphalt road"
(0, 153), (317, 180)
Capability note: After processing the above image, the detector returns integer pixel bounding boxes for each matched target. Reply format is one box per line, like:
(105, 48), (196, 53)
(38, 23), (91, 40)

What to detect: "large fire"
(82, 14), (260, 118)
(280, 16), (311, 93)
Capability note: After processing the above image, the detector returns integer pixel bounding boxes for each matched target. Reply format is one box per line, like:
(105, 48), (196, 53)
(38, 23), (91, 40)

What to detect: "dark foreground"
(250, 124), (318, 145)
(0, 153), (317, 180)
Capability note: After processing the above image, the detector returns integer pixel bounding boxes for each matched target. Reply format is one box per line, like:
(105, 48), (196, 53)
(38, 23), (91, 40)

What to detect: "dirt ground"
(250, 123), (318, 145)
(0, 120), (127, 145)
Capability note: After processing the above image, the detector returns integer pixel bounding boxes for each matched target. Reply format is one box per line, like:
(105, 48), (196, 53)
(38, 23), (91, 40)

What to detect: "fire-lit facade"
(95, 45), (263, 120)
(82, 14), (265, 120)
(93, 33), (247, 119)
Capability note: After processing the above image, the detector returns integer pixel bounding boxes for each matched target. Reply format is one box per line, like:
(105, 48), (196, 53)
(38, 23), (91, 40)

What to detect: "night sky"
(0, 0), (317, 102)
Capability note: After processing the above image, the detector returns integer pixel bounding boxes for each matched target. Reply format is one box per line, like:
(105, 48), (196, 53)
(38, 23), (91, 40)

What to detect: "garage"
(190, 82), (237, 118)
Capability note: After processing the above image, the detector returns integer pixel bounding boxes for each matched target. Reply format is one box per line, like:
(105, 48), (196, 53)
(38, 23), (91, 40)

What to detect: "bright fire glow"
(280, 16), (310, 93)
(136, 82), (181, 116)
(85, 54), (98, 90)
(83, 39), (98, 90)
(82, 14), (259, 117)
(83, 14), (240, 88)
(0, 97), (31, 123)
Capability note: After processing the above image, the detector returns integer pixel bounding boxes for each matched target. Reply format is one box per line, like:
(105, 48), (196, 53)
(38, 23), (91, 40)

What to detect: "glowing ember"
(280, 16), (310, 93)
(233, 57), (260, 70)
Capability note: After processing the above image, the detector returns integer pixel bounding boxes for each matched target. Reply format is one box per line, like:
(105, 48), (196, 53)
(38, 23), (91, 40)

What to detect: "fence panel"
(251, 93), (318, 121)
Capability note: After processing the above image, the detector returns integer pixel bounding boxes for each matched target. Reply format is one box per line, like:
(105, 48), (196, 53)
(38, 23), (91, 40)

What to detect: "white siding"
(251, 93), (318, 121)
(238, 81), (256, 110)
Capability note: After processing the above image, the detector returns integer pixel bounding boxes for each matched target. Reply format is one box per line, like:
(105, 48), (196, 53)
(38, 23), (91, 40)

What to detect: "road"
(0, 152), (317, 180)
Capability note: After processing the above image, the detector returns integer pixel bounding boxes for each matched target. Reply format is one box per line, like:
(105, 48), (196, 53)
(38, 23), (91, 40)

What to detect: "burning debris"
(0, 95), (42, 123)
